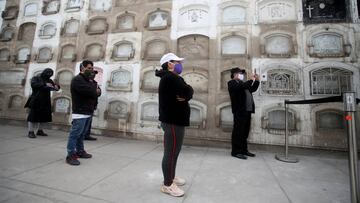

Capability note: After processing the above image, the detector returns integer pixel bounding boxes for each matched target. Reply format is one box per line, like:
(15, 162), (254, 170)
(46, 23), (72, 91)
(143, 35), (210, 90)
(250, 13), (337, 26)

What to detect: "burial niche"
(222, 5), (246, 24)
(36, 47), (52, 63)
(107, 101), (128, 119)
(66, 0), (82, 11)
(144, 39), (167, 60)
(220, 105), (233, 130)
(86, 17), (108, 34)
(141, 68), (160, 91)
(57, 70), (73, 86)
(222, 36), (247, 56)
(2, 6), (19, 20)
(84, 43), (103, 60)
(62, 19), (79, 36)
(263, 34), (293, 57)
(258, 0), (297, 23)
(221, 70), (231, 90)
(146, 9), (169, 30)
(89, 0), (111, 12)
(39, 22), (57, 38)
(115, 13), (135, 32)
(177, 35), (209, 60)
(316, 110), (345, 131)
(261, 69), (298, 95)
(18, 23), (36, 41)
(0, 26), (14, 41)
(108, 69), (132, 91)
(265, 109), (296, 135)
(308, 33), (350, 57)
(311, 67), (353, 95)
(112, 41), (134, 61)
(303, 0), (349, 24)
(8, 95), (23, 109)
(182, 71), (208, 93)
(60, 44), (76, 61)
(179, 5), (209, 28)
(0, 71), (25, 85)
(42, 0), (60, 15)
(54, 97), (70, 113)
(15, 47), (30, 63)
(24, 3), (38, 17)
(0, 49), (10, 61)
(141, 102), (159, 122)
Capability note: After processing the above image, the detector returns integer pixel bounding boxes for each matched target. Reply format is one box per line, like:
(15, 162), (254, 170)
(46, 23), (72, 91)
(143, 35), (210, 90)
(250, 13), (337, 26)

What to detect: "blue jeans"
(67, 117), (91, 156)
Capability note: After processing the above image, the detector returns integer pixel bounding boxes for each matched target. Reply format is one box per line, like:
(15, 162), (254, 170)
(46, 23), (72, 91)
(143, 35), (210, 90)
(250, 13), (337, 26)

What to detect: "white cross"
(306, 5), (314, 18)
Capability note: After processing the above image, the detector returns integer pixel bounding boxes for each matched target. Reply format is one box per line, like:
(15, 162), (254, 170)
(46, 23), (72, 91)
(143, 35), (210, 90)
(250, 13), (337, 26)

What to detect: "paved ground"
(0, 124), (352, 203)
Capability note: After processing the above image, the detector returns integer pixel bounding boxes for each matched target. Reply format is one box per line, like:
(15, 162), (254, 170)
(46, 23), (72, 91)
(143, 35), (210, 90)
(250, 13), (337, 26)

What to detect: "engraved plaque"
(24, 3), (38, 16)
(110, 70), (131, 88)
(65, 20), (79, 34)
(45, 1), (60, 13)
(141, 102), (159, 121)
(265, 35), (291, 55)
(108, 101), (128, 119)
(178, 35), (209, 59)
(55, 98), (70, 113)
(313, 34), (343, 56)
(62, 45), (75, 59)
(17, 48), (30, 61)
(86, 44), (102, 59)
(146, 40), (166, 58)
(90, 0), (111, 11)
(149, 11), (168, 28)
(142, 70), (160, 90)
(117, 15), (135, 30)
(222, 36), (246, 55)
(258, 1), (297, 22)
(88, 18), (107, 32)
(183, 72), (208, 92)
(179, 7), (209, 28)
(223, 6), (246, 24)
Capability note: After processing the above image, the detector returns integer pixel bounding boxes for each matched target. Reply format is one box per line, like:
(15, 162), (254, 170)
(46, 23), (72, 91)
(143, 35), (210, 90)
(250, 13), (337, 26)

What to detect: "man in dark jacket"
(228, 67), (259, 160)
(66, 60), (101, 166)
(156, 53), (193, 197)
(25, 68), (60, 138)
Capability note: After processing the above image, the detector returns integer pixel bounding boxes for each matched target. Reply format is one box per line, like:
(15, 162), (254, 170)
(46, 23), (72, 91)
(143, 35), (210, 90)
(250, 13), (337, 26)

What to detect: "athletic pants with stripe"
(161, 122), (185, 186)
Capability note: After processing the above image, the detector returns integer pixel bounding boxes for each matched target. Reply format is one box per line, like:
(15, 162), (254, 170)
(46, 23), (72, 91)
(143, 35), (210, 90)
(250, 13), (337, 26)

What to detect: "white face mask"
(238, 74), (244, 81)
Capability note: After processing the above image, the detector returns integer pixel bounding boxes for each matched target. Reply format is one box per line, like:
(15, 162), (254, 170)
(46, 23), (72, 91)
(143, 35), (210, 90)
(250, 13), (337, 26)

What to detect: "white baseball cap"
(160, 53), (184, 66)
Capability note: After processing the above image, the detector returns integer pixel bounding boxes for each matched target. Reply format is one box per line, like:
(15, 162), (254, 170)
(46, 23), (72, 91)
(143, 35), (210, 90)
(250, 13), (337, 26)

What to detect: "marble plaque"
(258, 1), (296, 22)
(110, 70), (131, 88)
(55, 98), (70, 113)
(116, 0), (139, 6)
(221, 70), (231, 89)
(222, 6), (246, 24)
(312, 34), (343, 56)
(38, 47), (52, 61)
(108, 101), (128, 119)
(222, 36), (246, 55)
(142, 70), (160, 90)
(265, 35), (292, 55)
(149, 11), (168, 28)
(45, 1), (60, 13)
(88, 19), (107, 32)
(0, 49), (10, 61)
(17, 48), (30, 61)
(179, 7), (209, 28)
(24, 3), (38, 16)
(65, 20), (79, 34)
(9, 95), (23, 109)
(86, 44), (102, 59)
(183, 72), (208, 92)
(41, 24), (56, 37)
(117, 15), (135, 30)
(4, 6), (18, 19)
(178, 35), (209, 59)
(190, 107), (201, 126)
(67, 0), (81, 8)
(62, 45), (75, 59)
(90, 0), (111, 11)
(220, 106), (233, 127)
(0, 71), (25, 85)
(114, 43), (133, 58)
(146, 40), (166, 58)
(268, 110), (295, 130)
(317, 111), (344, 130)
(141, 102), (159, 121)
(58, 71), (73, 85)
(303, 0), (348, 23)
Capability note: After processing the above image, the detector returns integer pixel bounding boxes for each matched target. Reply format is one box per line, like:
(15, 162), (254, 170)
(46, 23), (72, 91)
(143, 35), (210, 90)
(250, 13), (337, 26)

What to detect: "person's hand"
(46, 83), (54, 87)
(176, 95), (185, 101)
(254, 74), (260, 81)
(96, 86), (101, 96)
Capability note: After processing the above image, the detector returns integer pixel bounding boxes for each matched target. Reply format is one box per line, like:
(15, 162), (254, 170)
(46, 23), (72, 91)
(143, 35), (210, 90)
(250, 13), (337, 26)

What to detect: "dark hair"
(161, 62), (169, 71)
(80, 60), (94, 71)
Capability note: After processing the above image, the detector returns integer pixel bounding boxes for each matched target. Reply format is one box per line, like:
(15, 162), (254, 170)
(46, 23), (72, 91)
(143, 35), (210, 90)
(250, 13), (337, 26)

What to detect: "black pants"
(161, 123), (185, 186)
(231, 112), (251, 155)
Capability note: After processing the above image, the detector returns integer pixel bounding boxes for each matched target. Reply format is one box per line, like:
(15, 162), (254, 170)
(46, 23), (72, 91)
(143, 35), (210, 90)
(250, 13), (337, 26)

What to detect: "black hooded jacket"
(156, 69), (194, 126)
(71, 73), (99, 115)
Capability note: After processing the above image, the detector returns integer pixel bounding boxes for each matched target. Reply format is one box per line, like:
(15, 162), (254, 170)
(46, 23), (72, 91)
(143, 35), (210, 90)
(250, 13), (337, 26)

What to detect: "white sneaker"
(161, 183), (185, 197)
(173, 177), (186, 186)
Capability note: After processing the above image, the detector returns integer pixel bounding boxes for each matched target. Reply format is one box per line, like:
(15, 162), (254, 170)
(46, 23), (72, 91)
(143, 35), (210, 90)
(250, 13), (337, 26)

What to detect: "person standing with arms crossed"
(228, 67), (259, 160)
(156, 53), (193, 197)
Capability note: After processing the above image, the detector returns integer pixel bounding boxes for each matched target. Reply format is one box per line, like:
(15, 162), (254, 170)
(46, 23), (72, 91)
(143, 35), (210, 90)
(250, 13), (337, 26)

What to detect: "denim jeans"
(66, 117), (91, 156)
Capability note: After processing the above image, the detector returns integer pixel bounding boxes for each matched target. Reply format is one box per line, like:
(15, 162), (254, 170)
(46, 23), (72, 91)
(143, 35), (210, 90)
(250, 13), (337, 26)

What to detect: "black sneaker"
(36, 130), (48, 136)
(66, 154), (80, 166)
(84, 136), (97, 141)
(76, 150), (92, 159)
(243, 151), (256, 157)
(28, 131), (36, 138)
(232, 154), (247, 160)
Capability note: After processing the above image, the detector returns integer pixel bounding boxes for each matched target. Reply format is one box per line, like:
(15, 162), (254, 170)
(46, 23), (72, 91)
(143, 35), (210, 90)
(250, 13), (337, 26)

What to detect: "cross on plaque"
(306, 5), (314, 18)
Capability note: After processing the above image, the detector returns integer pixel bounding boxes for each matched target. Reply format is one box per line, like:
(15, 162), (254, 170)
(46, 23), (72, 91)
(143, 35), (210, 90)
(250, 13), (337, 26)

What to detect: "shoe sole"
(160, 187), (184, 197)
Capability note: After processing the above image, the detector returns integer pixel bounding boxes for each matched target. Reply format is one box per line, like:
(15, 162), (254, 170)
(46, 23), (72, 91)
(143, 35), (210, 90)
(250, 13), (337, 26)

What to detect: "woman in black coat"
(24, 68), (60, 138)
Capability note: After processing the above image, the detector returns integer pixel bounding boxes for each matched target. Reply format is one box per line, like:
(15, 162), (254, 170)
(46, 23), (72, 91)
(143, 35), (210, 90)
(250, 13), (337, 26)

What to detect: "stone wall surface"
(0, 0), (359, 149)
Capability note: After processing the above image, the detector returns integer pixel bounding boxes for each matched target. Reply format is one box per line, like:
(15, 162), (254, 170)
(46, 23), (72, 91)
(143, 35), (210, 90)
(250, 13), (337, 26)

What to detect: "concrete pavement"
(0, 124), (352, 203)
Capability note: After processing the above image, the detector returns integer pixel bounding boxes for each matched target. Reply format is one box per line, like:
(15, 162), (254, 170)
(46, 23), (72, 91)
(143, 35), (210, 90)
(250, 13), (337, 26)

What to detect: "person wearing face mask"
(24, 68), (60, 138)
(65, 60), (101, 166)
(228, 67), (260, 160)
(155, 53), (193, 197)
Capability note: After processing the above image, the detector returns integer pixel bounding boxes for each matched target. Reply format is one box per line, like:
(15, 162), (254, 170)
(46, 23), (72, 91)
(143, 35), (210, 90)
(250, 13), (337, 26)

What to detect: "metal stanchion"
(275, 100), (299, 163)
(343, 92), (359, 203)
